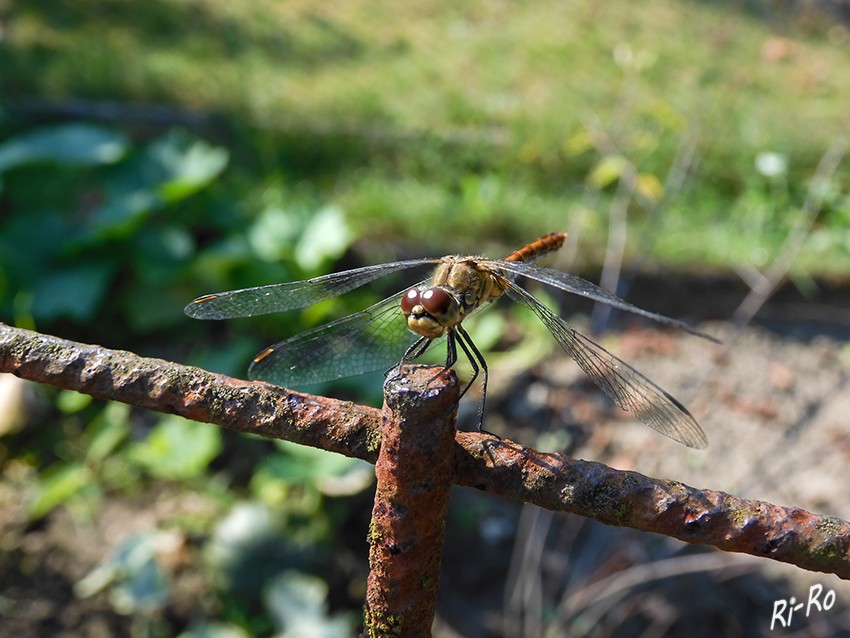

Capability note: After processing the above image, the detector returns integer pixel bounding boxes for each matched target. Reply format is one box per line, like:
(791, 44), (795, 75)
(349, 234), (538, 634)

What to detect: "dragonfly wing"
(487, 260), (718, 343)
(503, 282), (708, 448)
(247, 287), (435, 387)
(185, 258), (438, 319)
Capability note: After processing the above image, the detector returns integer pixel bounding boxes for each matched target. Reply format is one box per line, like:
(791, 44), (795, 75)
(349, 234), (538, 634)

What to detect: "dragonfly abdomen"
(504, 232), (566, 263)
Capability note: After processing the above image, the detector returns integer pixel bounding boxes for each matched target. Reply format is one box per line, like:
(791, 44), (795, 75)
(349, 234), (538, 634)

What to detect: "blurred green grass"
(4, 0), (850, 273)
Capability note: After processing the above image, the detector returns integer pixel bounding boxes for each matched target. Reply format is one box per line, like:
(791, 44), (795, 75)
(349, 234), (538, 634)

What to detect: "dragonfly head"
(401, 287), (460, 339)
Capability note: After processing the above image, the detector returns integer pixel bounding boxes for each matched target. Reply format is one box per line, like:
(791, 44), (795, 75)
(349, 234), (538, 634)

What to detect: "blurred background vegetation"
(1, 0), (850, 637)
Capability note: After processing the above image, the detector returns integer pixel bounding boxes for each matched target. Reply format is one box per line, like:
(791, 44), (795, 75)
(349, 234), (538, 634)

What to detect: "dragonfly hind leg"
(424, 328), (480, 404)
(453, 325), (495, 436)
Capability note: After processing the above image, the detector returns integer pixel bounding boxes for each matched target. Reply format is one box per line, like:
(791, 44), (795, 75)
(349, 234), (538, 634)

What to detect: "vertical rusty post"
(363, 365), (460, 638)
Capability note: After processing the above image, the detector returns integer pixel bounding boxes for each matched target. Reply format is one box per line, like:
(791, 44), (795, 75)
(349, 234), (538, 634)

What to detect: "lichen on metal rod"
(0, 323), (382, 462)
(364, 365), (460, 638)
(453, 432), (850, 580)
(2, 323), (849, 580)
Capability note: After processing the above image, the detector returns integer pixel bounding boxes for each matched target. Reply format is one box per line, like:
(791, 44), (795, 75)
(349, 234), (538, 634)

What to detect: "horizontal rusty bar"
(2, 322), (848, 580)
(0, 323), (382, 463)
(453, 432), (850, 579)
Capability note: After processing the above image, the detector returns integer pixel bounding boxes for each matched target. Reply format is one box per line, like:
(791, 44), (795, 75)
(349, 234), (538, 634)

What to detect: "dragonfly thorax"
(434, 258), (504, 309)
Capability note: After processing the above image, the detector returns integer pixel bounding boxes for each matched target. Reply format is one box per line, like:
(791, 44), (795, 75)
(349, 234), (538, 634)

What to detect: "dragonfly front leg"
(384, 336), (432, 378)
(405, 336), (433, 364)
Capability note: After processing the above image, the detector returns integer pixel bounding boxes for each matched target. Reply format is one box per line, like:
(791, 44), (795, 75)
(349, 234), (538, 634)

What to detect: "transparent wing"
(185, 258), (438, 319)
(247, 286), (438, 387)
(503, 281), (708, 448)
(481, 259), (718, 343)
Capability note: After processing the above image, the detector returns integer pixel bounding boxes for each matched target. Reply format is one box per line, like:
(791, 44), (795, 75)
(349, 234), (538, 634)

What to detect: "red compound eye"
(401, 288), (421, 314)
(421, 288), (451, 315)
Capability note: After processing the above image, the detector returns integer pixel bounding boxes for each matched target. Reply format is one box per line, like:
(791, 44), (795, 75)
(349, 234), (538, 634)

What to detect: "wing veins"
(247, 283), (437, 387)
(185, 258), (439, 319)
(486, 260), (718, 343)
(503, 281), (707, 448)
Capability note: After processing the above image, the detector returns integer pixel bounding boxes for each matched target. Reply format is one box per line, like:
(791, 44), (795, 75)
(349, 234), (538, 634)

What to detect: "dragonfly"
(185, 233), (713, 448)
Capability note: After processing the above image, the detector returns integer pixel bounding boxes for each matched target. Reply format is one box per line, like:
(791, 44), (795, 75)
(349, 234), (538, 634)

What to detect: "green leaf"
(646, 98), (686, 132)
(85, 402), (132, 465)
(587, 156), (626, 189)
(29, 461), (94, 519)
(248, 206), (301, 263)
(294, 205), (353, 271)
(150, 131), (229, 202)
(88, 188), (160, 236)
(253, 442), (373, 497)
(264, 570), (356, 638)
(121, 285), (189, 332)
(0, 124), (129, 172)
(177, 622), (251, 638)
(126, 415), (222, 479)
(56, 389), (93, 414)
(76, 531), (178, 615)
(270, 440), (360, 481)
(636, 172), (664, 202)
(30, 261), (116, 322)
(88, 130), (228, 236)
(562, 130), (593, 157)
(0, 212), (76, 284)
(110, 556), (170, 614)
(132, 227), (195, 285)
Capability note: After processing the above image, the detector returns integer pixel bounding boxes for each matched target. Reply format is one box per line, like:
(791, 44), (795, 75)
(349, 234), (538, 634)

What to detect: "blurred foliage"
(2, 0), (850, 635)
(0, 119), (374, 634)
(75, 530), (178, 613)
(126, 415), (223, 480)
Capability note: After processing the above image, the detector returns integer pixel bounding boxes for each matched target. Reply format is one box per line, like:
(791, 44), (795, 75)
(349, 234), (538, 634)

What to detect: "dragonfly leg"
(454, 325), (494, 435)
(423, 329), (482, 426)
(449, 330), (476, 402)
(406, 336), (433, 363)
(422, 330), (460, 388)
(444, 330), (458, 370)
(384, 336), (431, 378)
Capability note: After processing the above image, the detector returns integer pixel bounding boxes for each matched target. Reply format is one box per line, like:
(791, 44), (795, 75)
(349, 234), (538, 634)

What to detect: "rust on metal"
(2, 322), (849, 581)
(453, 431), (850, 579)
(0, 323), (382, 462)
(364, 365), (460, 637)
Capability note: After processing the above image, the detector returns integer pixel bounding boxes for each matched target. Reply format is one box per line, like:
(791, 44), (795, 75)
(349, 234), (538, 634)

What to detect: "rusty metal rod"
(453, 433), (850, 579)
(0, 323), (382, 462)
(1, 322), (849, 581)
(364, 366), (459, 637)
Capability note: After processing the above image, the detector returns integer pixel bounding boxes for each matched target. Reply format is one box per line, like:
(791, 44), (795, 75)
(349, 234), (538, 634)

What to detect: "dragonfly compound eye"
(401, 288), (421, 315)
(421, 288), (452, 316)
